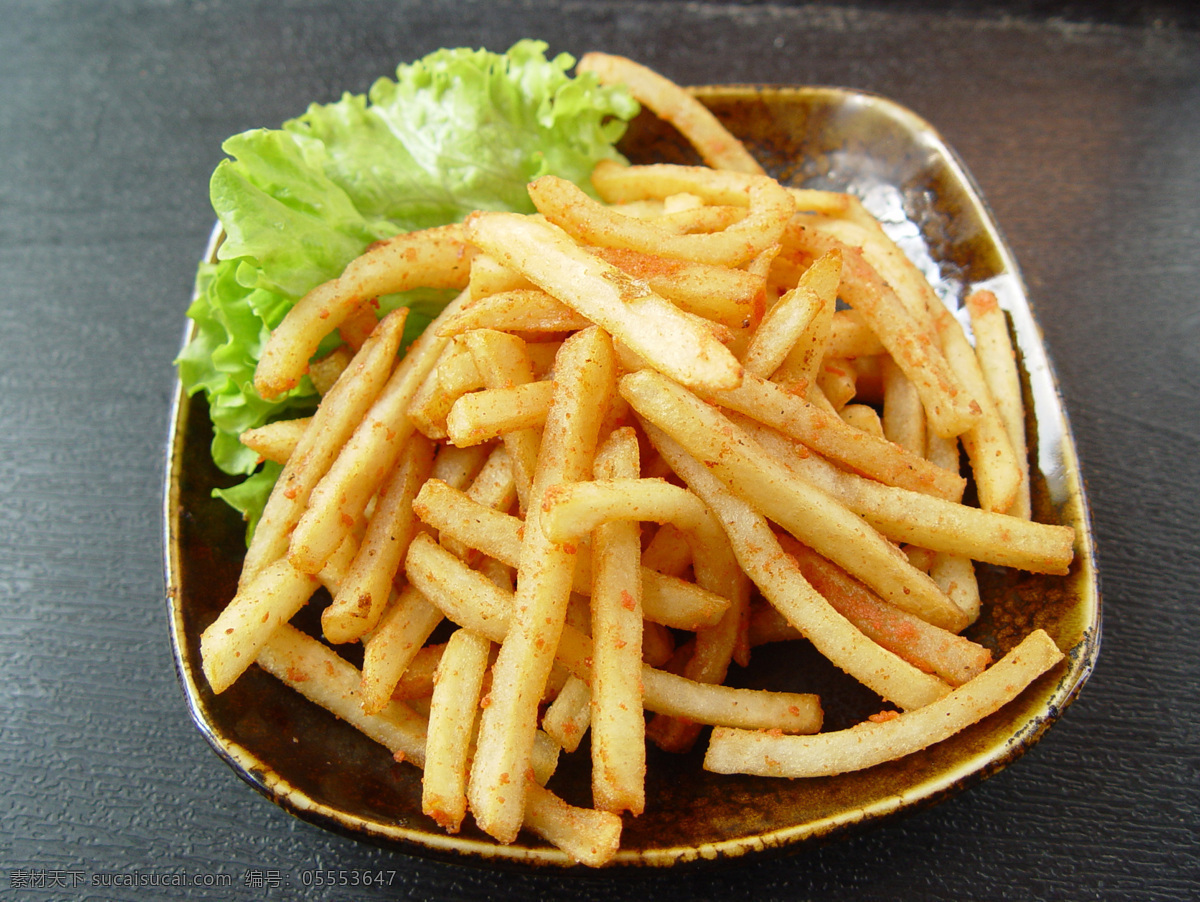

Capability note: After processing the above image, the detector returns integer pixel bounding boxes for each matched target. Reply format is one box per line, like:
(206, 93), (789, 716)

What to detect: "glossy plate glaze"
(164, 86), (1100, 869)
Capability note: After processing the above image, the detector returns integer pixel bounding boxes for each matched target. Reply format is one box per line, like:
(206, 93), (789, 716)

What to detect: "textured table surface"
(1, 2), (1197, 900)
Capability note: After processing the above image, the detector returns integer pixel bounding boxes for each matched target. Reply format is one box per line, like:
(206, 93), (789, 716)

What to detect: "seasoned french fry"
(930, 296), (1021, 513)
(779, 535), (991, 686)
(201, 558), (321, 694)
(405, 532), (822, 733)
(445, 379), (555, 448)
(423, 627), (491, 833)
(744, 249), (840, 379)
(704, 629), (1064, 778)
(591, 245), (765, 330)
(696, 369), (966, 501)
(438, 288), (592, 337)
(359, 583), (446, 714)
(880, 355), (927, 456)
(258, 624), (429, 765)
(323, 433), (435, 644)
(462, 329), (543, 514)
(966, 288), (1031, 519)
(577, 52), (765, 174)
(784, 220), (978, 438)
(542, 674), (593, 753)
(563, 161), (793, 267)
(255, 223), (472, 399)
(239, 417), (311, 466)
(588, 427), (646, 814)
(770, 425), (1073, 574)
(467, 327), (616, 844)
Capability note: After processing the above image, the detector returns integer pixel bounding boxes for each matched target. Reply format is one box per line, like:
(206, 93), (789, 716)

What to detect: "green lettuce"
(177, 40), (639, 538)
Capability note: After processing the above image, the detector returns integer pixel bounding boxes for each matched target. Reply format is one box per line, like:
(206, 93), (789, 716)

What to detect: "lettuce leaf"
(177, 40), (638, 539)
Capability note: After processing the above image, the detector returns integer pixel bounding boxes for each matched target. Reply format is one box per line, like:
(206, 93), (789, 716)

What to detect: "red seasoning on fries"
(185, 44), (1076, 867)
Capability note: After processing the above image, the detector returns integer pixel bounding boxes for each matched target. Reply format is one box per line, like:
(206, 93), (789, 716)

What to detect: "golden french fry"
(966, 288), (1031, 519)
(779, 535), (991, 686)
(840, 403), (885, 437)
(438, 288), (592, 337)
(468, 252), (534, 299)
(784, 220), (978, 438)
(308, 346), (355, 396)
(323, 433), (435, 644)
(462, 329), (543, 514)
(643, 422), (953, 712)
(695, 369), (965, 501)
(541, 674), (592, 753)
(260, 625), (613, 866)
(445, 380), (555, 448)
(239, 417), (311, 465)
(258, 624), (429, 765)
(588, 427), (646, 814)
(930, 296), (1022, 513)
(880, 355), (927, 455)
(591, 245), (766, 330)
(467, 327), (616, 844)
(523, 782), (622, 869)
(743, 249), (841, 379)
(577, 52), (765, 174)
(704, 629), (1064, 778)
(388, 641), (445, 701)
(740, 413), (1073, 574)
(423, 627), (491, 833)
(359, 583), (446, 714)
(465, 210), (744, 392)
(200, 558), (321, 694)
(255, 223), (472, 399)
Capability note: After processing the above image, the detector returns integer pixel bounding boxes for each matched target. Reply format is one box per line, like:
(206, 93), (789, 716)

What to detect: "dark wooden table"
(2, 2), (1197, 899)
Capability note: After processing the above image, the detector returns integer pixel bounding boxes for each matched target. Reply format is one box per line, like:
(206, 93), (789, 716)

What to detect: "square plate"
(164, 85), (1100, 869)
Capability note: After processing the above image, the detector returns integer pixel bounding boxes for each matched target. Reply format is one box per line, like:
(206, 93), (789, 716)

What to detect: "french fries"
(198, 53), (1077, 867)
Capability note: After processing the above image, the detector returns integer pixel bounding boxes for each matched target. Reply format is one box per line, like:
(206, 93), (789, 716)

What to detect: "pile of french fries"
(199, 53), (1074, 866)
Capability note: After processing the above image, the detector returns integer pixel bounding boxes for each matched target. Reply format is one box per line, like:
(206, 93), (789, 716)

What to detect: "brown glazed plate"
(163, 86), (1100, 869)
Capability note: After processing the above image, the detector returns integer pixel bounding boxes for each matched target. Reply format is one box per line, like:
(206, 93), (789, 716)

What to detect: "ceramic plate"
(164, 85), (1100, 869)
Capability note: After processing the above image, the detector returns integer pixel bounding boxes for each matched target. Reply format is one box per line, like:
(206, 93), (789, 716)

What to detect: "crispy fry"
(255, 224), (472, 399)
(239, 417), (311, 465)
(930, 296), (1022, 513)
(445, 380), (555, 448)
(423, 627), (491, 833)
(322, 433), (435, 644)
(577, 52), (765, 174)
(359, 583), (446, 714)
(784, 219), (978, 438)
(467, 327), (616, 844)
(696, 369), (966, 501)
(588, 428), (646, 814)
(405, 532), (822, 733)
(966, 288), (1031, 519)
(704, 629), (1064, 778)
